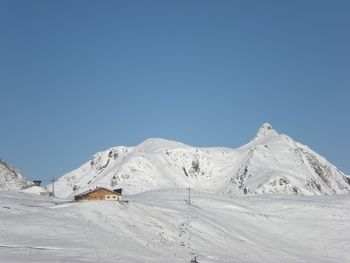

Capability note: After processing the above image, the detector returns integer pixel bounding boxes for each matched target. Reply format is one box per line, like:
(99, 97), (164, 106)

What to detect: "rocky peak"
(255, 123), (279, 139)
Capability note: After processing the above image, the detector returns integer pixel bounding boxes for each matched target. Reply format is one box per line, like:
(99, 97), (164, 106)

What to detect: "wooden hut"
(74, 187), (122, 201)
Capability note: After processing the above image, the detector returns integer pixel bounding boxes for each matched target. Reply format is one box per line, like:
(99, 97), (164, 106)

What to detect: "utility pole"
(51, 178), (55, 196)
(187, 185), (192, 205)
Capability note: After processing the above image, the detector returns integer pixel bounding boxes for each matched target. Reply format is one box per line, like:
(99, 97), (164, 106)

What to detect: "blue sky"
(1, 0), (349, 183)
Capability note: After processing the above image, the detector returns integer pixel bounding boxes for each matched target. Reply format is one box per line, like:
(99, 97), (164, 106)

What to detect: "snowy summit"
(50, 124), (350, 199)
(254, 123), (279, 139)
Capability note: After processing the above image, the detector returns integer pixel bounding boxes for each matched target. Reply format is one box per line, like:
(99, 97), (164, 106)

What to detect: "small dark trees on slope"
(182, 167), (189, 177)
(191, 160), (200, 173)
(244, 187), (248, 195)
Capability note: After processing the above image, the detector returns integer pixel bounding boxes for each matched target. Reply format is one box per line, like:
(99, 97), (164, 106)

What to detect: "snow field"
(0, 189), (349, 262)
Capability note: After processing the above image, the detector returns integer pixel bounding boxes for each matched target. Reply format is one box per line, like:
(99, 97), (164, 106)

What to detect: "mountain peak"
(255, 123), (279, 139)
(136, 138), (190, 152)
(52, 123), (350, 198)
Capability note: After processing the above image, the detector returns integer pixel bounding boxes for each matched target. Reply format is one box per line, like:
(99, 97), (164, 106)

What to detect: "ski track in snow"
(0, 245), (62, 250)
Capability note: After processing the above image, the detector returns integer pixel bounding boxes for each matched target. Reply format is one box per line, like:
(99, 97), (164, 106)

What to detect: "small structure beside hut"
(74, 187), (122, 202)
(32, 180), (42, 186)
(113, 188), (122, 195)
(21, 180), (52, 196)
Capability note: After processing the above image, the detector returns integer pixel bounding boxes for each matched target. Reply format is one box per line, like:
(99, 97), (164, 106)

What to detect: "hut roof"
(74, 187), (120, 198)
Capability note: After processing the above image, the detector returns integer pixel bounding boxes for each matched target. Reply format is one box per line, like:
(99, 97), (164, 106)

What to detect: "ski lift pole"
(51, 178), (55, 196)
(187, 185), (192, 205)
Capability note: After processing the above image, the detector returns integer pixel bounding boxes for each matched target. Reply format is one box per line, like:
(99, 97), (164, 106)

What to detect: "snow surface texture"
(0, 159), (27, 190)
(0, 190), (349, 263)
(20, 185), (49, 195)
(51, 124), (350, 199)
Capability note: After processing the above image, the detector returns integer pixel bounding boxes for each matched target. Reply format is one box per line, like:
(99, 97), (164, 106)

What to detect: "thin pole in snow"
(51, 178), (55, 196)
(187, 185), (192, 205)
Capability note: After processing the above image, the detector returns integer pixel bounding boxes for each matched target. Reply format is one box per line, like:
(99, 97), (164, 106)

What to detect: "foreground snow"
(0, 190), (349, 262)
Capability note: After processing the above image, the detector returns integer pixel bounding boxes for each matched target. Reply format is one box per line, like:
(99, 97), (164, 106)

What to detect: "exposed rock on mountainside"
(0, 159), (27, 190)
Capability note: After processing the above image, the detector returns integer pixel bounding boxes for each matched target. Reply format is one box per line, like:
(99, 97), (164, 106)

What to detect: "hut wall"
(76, 188), (121, 201)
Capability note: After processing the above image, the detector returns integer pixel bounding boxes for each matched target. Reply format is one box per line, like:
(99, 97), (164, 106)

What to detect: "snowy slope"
(0, 159), (27, 190)
(226, 124), (350, 195)
(51, 124), (350, 198)
(0, 190), (349, 263)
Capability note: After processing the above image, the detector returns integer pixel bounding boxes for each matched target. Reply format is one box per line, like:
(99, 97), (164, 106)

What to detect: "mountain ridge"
(50, 124), (350, 198)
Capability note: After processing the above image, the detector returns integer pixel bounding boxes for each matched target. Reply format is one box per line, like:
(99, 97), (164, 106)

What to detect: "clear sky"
(1, 0), (349, 184)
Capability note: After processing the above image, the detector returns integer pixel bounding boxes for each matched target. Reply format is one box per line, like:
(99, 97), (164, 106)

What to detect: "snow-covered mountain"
(0, 159), (27, 190)
(51, 124), (350, 198)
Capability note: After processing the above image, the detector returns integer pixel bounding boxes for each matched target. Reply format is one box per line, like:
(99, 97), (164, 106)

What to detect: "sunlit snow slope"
(0, 190), (349, 263)
(51, 124), (350, 198)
